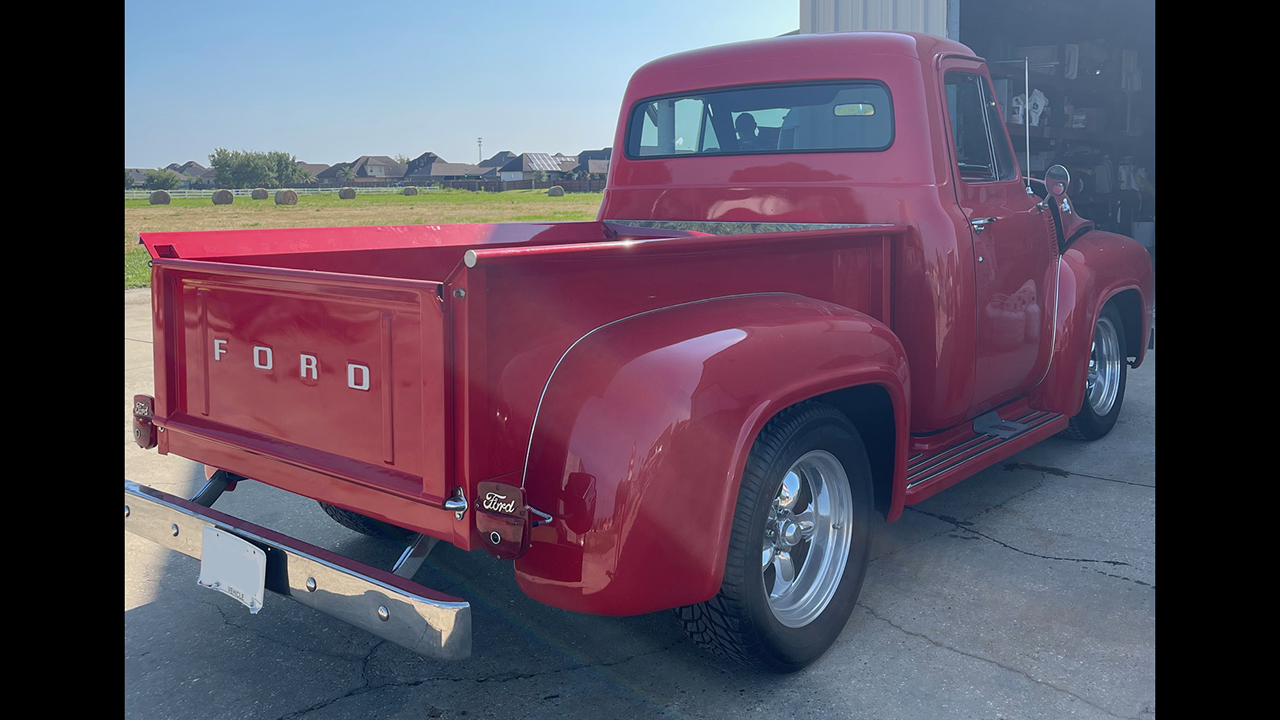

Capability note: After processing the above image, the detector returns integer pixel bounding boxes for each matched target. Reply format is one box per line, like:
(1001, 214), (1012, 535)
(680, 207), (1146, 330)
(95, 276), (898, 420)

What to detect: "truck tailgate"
(151, 259), (450, 504)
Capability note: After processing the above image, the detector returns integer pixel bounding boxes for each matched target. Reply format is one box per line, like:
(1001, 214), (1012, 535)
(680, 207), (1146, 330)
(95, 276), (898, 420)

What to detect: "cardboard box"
(1071, 108), (1107, 132)
(1028, 151), (1056, 173)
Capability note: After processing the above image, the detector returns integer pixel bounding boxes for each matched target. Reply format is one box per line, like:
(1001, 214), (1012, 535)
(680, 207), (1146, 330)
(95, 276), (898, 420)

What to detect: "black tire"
(317, 501), (414, 542)
(1062, 302), (1128, 441)
(676, 400), (874, 672)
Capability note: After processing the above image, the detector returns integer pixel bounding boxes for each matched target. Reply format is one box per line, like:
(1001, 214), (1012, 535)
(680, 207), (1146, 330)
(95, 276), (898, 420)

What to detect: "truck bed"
(140, 220), (908, 549)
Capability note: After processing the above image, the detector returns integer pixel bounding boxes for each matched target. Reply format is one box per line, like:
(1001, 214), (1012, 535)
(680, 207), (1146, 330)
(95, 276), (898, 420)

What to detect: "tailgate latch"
(443, 487), (468, 520)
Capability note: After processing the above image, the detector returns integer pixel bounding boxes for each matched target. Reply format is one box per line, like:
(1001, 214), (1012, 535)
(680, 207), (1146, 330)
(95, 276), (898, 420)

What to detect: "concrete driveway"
(125, 288), (1155, 720)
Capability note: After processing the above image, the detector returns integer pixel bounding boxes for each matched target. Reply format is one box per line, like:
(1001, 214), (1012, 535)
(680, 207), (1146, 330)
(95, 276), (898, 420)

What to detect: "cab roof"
(625, 32), (978, 99)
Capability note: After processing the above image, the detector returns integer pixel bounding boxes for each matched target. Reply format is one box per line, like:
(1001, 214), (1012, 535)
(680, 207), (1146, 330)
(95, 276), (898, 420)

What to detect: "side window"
(945, 72), (1018, 183)
(945, 72), (996, 181)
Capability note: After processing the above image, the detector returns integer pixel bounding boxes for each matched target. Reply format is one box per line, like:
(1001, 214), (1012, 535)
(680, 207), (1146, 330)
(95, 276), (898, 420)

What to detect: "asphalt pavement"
(124, 288), (1155, 720)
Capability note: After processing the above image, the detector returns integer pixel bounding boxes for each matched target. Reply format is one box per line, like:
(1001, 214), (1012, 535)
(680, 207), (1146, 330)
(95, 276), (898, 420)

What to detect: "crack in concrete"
(197, 596), (372, 664)
(907, 507), (1134, 567)
(272, 637), (687, 719)
(125, 337), (153, 345)
(274, 640), (386, 720)
(1003, 461), (1154, 488)
(872, 477), (1046, 564)
(858, 604), (1142, 720)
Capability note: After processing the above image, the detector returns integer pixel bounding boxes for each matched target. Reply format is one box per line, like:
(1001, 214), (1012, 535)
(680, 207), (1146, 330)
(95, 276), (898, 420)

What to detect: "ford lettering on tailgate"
(170, 270), (449, 501)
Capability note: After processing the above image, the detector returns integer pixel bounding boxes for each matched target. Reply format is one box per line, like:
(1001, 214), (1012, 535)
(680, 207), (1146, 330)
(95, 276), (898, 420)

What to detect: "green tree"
(145, 168), (184, 190)
(208, 148), (313, 189)
(125, 168), (135, 189)
(532, 170), (549, 184)
(337, 165), (357, 186)
(393, 153), (410, 164)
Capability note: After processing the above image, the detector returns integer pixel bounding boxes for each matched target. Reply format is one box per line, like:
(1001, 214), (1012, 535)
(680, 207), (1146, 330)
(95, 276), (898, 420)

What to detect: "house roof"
(576, 147), (612, 162)
(315, 162), (351, 179)
(480, 151), (517, 167)
(501, 153), (570, 173)
(407, 152), (446, 172)
(574, 159), (610, 175)
(406, 161), (486, 179)
(297, 162), (330, 178)
(350, 156), (407, 178)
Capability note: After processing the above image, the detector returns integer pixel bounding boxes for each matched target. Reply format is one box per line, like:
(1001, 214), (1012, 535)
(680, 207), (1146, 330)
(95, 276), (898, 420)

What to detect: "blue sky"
(124, 1), (798, 168)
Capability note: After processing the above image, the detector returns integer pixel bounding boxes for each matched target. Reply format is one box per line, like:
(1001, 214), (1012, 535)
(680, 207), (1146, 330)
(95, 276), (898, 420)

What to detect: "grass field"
(124, 189), (604, 288)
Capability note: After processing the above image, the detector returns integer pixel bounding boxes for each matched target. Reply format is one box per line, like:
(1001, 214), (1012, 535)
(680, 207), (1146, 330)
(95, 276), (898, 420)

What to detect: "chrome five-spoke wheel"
(1086, 315), (1122, 416)
(761, 450), (854, 628)
(1065, 301), (1128, 441)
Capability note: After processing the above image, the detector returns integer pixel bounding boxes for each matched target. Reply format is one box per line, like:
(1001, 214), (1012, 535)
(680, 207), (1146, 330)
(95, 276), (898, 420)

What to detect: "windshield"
(625, 81), (893, 159)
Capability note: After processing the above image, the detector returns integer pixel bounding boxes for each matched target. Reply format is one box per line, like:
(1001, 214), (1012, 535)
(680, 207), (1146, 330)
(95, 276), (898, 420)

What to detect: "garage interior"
(959, 0), (1155, 249)
(799, 0), (1155, 254)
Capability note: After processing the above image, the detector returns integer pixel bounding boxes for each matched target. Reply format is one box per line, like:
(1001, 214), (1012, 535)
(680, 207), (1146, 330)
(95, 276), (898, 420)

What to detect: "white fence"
(125, 186), (439, 200)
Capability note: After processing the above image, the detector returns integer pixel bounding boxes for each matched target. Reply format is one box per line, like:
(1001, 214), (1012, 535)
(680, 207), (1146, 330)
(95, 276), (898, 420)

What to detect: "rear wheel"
(1062, 301), (1128, 440)
(317, 502), (415, 542)
(676, 400), (873, 672)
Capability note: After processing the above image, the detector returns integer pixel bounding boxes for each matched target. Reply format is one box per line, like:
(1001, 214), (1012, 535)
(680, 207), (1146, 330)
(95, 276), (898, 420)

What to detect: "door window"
(945, 72), (1018, 183)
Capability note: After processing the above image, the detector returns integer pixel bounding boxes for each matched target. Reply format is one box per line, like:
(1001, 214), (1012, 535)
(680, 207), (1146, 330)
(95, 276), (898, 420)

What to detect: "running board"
(904, 408), (1068, 505)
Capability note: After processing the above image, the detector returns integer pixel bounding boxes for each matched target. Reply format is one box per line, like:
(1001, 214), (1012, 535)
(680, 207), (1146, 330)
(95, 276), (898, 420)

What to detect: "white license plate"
(197, 527), (267, 614)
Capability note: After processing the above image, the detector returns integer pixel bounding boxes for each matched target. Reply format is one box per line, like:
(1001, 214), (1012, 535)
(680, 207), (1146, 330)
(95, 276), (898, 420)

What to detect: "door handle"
(970, 217), (999, 234)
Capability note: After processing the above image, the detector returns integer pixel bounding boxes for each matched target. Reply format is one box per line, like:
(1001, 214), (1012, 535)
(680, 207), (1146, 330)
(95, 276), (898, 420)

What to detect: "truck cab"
(126, 32), (1153, 673)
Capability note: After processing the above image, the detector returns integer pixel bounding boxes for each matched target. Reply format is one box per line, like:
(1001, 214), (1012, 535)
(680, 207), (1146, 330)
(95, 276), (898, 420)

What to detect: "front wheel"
(1062, 301), (1128, 440)
(676, 400), (873, 672)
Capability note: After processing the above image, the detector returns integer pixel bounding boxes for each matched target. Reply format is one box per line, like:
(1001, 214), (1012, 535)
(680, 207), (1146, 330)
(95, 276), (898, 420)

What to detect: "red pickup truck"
(125, 31), (1153, 672)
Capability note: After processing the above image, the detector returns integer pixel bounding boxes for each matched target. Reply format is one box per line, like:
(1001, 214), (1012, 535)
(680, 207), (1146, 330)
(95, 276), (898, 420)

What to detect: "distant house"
(576, 147), (612, 163)
(405, 161), (487, 184)
(572, 158), (610, 178)
(479, 151), (517, 168)
(164, 161), (212, 188)
(499, 153), (575, 181)
(406, 152), (446, 175)
(296, 162), (329, 184)
(352, 155), (406, 180)
(126, 168), (149, 188)
(315, 156), (407, 185)
(404, 152), (487, 182)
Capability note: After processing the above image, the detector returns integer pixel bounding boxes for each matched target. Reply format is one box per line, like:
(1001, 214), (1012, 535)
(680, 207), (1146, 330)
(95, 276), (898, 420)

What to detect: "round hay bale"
(547, 185), (565, 197)
(148, 190), (171, 205)
(274, 189), (299, 206)
(251, 188), (269, 200)
(403, 187), (419, 196)
(212, 189), (234, 205)
(338, 187), (357, 200)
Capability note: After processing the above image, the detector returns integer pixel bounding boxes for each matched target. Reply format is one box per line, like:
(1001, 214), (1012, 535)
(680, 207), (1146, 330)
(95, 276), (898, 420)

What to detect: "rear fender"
(512, 293), (910, 615)
(1030, 230), (1154, 415)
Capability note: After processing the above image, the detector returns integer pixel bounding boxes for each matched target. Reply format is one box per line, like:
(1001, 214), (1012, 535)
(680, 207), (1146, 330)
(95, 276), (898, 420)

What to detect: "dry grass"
(124, 189), (603, 288)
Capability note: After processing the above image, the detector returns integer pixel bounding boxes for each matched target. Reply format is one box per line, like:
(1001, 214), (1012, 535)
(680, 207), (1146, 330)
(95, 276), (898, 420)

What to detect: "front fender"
(513, 293), (909, 615)
(1030, 230), (1154, 415)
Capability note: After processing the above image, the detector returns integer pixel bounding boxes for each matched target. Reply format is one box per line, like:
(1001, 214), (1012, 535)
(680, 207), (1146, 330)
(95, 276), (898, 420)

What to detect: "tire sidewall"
(739, 409), (874, 669)
(1074, 302), (1128, 435)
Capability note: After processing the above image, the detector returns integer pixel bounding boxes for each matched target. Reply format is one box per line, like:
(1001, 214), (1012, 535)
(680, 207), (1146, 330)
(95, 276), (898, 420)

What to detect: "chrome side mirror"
(1037, 164), (1072, 212)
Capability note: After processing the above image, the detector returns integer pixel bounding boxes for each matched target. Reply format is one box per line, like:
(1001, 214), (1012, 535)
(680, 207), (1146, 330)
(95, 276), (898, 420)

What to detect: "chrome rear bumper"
(124, 480), (471, 660)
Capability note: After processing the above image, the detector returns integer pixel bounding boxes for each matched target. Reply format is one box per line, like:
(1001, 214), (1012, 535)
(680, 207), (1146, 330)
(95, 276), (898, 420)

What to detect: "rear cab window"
(626, 81), (894, 159)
